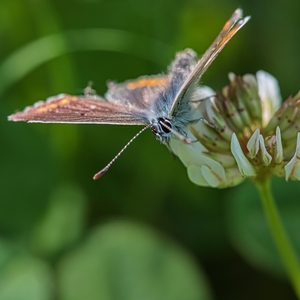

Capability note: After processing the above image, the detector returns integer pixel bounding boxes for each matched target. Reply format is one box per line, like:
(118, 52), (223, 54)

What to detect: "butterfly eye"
(158, 117), (172, 133)
(151, 117), (172, 138)
(150, 117), (172, 138)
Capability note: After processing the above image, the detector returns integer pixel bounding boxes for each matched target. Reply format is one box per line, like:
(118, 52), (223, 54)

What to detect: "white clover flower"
(170, 71), (300, 188)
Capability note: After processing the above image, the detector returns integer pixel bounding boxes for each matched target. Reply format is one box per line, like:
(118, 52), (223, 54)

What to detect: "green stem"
(255, 178), (300, 299)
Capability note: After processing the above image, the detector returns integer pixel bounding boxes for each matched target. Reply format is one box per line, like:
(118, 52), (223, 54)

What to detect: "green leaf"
(57, 220), (211, 300)
(0, 29), (173, 96)
(0, 255), (53, 300)
(30, 184), (87, 257)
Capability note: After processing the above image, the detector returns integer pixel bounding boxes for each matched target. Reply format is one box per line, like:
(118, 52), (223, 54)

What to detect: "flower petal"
(231, 133), (256, 177)
(258, 134), (272, 166)
(247, 129), (260, 158)
(193, 86), (215, 101)
(201, 165), (223, 187)
(187, 165), (224, 187)
(284, 132), (300, 180)
(170, 136), (208, 168)
(275, 126), (283, 163)
(257, 70), (282, 126)
(187, 161), (226, 188)
(187, 165), (211, 187)
(241, 74), (263, 122)
(170, 134), (233, 187)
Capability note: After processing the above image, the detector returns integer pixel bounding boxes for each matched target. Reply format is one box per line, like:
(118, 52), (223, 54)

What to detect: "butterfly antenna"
(93, 124), (151, 180)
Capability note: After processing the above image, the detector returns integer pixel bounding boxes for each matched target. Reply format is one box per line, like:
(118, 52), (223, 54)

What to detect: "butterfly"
(8, 8), (250, 179)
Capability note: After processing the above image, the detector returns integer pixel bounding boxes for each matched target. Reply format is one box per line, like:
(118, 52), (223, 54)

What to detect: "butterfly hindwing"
(105, 75), (170, 110)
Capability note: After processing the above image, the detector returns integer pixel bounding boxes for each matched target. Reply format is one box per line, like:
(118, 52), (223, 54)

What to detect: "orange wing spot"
(38, 105), (57, 113)
(48, 103), (59, 109)
(37, 103), (60, 113)
(37, 98), (72, 113)
(37, 107), (48, 113)
(127, 78), (168, 90)
(59, 98), (72, 105)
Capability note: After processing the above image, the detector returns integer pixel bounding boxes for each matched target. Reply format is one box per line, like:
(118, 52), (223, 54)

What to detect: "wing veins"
(170, 8), (250, 116)
(8, 94), (147, 125)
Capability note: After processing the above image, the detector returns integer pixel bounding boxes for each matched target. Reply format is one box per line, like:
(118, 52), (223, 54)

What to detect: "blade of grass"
(0, 29), (173, 96)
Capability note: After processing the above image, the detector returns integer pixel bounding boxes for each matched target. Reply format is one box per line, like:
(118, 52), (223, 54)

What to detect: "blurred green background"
(1, 0), (300, 299)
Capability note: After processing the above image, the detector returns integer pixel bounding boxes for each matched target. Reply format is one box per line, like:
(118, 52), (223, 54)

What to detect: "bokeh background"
(1, 0), (300, 299)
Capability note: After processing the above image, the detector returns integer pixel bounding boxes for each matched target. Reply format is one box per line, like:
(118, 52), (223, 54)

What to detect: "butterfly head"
(150, 117), (172, 143)
(150, 117), (193, 145)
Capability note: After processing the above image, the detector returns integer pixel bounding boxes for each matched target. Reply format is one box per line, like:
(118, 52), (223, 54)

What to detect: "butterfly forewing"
(169, 8), (250, 117)
(8, 94), (147, 125)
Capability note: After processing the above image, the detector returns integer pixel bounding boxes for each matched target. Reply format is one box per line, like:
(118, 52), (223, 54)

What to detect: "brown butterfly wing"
(170, 9), (250, 116)
(106, 75), (170, 109)
(8, 94), (148, 125)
